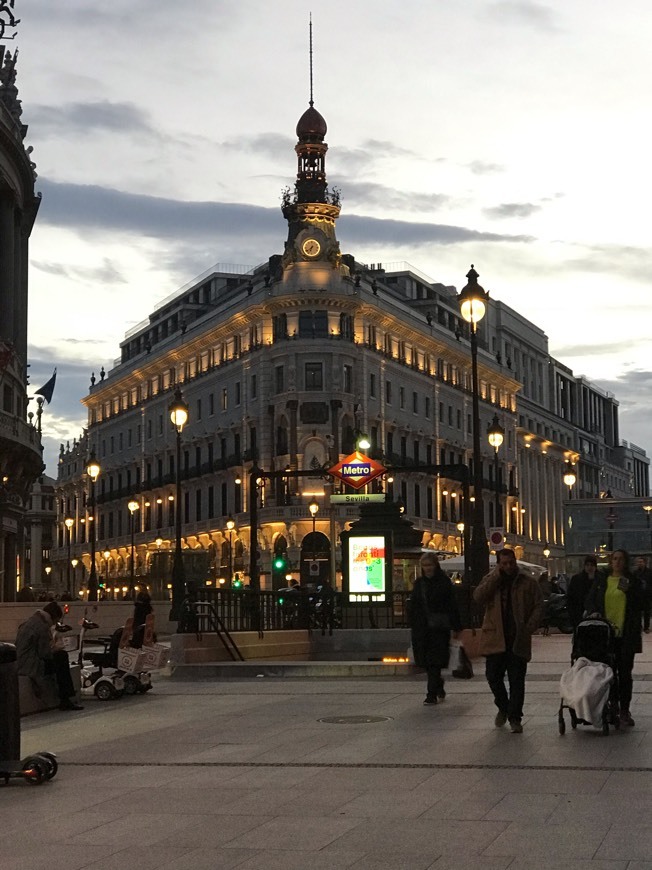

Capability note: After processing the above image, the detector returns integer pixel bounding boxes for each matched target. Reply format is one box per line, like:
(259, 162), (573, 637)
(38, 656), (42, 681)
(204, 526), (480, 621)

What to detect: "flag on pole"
(35, 368), (57, 404)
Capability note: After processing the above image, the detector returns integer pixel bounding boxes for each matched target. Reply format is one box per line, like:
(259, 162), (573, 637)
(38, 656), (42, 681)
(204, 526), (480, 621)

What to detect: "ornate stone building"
(51, 95), (648, 596)
(0, 34), (43, 600)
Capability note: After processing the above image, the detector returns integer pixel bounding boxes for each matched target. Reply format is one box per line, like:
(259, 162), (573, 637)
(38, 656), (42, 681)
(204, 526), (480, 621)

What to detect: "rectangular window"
(275, 365), (284, 393)
(412, 391), (418, 413)
(438, 402), (444, 422)
(209, 393), (214, 416)
(414, 484), (421, 517)
(158, 414), (163, 435)
(425, 397), (430, 418)
(427, 486), (433, 519)
(370, 373), (376, 398)
(385, 380), (392, 404)
(197, 398), (202, 421)
(448, 406), (453, 426)
(456, 409), (461, 429)
(195, 490), (202, 522)
(251, 374), (257, 398)
(221, 387), (228, 411)
(343, 364), (353, 393)
(305, 362), (323, 390)
(128, 429), (132, 447)
(235, 381), (241, 405)
(208, 486), (214, 518)
(399, 387), (405, 409)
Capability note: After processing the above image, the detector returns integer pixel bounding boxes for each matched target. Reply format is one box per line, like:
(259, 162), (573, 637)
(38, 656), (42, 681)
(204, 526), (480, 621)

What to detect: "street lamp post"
(309, 498), (319, 562)
(169, 388), (189, 620)
(456, 521), (465, 555)
(128, 499), (140, 597)
(563, 459), (577, 500)
(226, 515), (235, 586)
(543, 543), (551, 576)
(487, 414), (505, 529)
(459, 266), (490, 588)
(86, 454), (101, 601)
(64, 517), (74, 595)
(44, 564), (52, 590)
(103, 550), (110, 596)
(71, 557), (78, 595)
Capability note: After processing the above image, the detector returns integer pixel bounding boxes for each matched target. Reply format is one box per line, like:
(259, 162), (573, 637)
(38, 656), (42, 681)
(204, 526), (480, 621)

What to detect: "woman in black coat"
(409, 552), (462, 705)
(584, 548), (643, 726)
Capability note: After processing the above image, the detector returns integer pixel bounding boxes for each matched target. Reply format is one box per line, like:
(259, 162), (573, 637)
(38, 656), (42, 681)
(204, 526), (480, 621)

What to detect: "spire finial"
(309, 13), (314, 107)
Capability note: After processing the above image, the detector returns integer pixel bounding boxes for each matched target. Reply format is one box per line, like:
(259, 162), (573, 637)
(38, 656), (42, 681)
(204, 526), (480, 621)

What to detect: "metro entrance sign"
(328, 450), (386, 490)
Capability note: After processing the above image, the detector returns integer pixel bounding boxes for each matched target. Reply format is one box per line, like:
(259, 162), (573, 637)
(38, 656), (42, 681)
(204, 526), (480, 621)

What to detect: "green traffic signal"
(273, 556), (286, 570)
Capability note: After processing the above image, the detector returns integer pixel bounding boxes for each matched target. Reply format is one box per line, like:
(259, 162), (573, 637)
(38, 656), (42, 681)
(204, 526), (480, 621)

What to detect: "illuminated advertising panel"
(347, 535), (387, 596)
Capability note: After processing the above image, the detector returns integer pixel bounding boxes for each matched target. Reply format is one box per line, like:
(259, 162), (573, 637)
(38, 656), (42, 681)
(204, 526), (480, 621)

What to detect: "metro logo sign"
(328, 450), (386, 490)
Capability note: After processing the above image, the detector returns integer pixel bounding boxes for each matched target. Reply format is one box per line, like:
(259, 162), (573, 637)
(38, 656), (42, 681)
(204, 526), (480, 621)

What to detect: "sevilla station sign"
(328, 451), (386, 490)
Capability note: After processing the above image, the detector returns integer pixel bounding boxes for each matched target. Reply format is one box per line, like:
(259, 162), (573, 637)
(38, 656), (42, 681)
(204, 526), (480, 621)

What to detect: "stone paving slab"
(4, 634), (652, 868)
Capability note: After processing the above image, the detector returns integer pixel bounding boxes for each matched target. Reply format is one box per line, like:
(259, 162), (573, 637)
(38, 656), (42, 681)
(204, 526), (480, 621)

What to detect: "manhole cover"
(318, 715), (392, 725)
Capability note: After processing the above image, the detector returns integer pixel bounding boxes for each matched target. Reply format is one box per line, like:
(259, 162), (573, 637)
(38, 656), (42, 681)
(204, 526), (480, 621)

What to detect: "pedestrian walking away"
(585, 548), (643, 726)
(473, 548), (543, 733)
(567, 555), (600, 629)
(408, 552), (462, 705)
(633, 556), (652, 633)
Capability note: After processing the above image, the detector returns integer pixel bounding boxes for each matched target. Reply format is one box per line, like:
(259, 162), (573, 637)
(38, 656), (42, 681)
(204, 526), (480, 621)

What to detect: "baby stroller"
(558, 617), (620, 735)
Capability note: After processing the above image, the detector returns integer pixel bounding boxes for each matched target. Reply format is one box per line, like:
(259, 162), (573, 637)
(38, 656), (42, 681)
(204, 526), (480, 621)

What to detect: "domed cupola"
(296, 104), (327, 141)
(279, 20), (342, 273)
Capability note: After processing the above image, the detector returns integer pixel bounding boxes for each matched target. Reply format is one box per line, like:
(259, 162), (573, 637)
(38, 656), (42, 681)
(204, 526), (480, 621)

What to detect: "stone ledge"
(19, 666), (81, 716)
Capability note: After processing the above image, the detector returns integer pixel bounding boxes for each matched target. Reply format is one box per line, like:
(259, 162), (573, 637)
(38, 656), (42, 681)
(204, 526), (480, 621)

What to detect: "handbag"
(421, 583), (451, 630)
(450, 640), (474, 679)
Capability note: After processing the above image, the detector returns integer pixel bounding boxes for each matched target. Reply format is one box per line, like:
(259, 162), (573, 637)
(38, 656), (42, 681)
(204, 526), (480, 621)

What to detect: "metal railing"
(188, 586), (477, 634)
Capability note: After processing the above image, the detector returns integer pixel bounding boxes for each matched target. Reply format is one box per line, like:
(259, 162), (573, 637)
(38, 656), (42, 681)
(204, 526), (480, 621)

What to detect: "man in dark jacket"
(473, 548), (543, 733)
(633, 557), (652, 632)
(567, 556), (600, 628)
(15, 601), (83, 710)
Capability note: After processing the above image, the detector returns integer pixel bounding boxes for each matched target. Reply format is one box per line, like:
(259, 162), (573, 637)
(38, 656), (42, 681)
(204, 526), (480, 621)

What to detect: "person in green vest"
(585, 549), (643, 727)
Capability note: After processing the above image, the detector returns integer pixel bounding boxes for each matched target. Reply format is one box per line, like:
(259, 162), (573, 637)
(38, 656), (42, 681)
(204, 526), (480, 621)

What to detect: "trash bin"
(0, 643), (20, 761)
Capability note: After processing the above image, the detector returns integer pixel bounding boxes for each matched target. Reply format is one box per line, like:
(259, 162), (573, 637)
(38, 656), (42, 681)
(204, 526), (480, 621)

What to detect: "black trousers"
(426, 667), (444, 698)
(45, 650), (76, 701)
(485, 650), (527, 723)
(643, 599), (650, 631)
(612, 638), (635, 710)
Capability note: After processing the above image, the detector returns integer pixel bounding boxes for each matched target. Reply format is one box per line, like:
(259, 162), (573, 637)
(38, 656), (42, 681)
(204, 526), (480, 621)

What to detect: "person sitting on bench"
(15, 601), (83, 711)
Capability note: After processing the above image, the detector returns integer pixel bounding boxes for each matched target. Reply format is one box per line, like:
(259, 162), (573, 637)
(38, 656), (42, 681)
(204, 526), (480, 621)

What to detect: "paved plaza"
(4, 634), (652, 869)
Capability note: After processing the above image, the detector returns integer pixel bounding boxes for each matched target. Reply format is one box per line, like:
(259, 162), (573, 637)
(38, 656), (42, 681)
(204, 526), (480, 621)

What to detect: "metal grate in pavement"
(318, 715), (393, 724)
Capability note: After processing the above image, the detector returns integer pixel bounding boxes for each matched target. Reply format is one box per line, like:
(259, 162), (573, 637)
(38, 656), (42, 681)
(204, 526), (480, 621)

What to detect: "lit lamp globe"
(226, 516), (235, 533)
(169, 389), (189, 431)
(86, 455), (101, 482)
(357, 433), (371, 451)
(487, 415), (505, 450)
(128, 499), (139, 515)
(563, 461), (577, 488)
(64, 517), (74, 531)
(543, 544), (551, 559)
(308, 499), (319, 518)
(458, 266), (488, 325)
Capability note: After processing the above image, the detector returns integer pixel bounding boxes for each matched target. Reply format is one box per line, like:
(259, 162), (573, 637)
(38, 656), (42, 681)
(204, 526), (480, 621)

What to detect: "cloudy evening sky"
(12, 0), (652, 474)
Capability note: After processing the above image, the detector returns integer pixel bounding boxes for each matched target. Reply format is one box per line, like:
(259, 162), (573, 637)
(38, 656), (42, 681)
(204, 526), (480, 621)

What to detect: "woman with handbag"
(409, 552), (462, 705)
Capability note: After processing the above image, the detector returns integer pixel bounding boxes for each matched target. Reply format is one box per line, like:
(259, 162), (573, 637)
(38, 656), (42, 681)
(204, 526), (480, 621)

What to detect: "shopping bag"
(450, 640), (474, 679)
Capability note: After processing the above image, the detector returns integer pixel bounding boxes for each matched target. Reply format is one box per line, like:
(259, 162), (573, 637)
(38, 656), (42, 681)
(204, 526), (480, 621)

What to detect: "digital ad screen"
(347, 535), (387, 595)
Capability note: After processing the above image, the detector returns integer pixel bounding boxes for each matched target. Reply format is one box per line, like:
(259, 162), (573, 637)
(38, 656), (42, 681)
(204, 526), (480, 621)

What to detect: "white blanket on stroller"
(560, 657), (614, 728)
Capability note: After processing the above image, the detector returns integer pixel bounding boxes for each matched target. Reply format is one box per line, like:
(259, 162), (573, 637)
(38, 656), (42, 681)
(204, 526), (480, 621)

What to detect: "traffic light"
(272, 553), (288, 589)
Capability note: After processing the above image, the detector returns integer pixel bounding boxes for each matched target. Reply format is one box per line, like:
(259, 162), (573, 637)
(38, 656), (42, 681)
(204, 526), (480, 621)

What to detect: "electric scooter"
(0, 752), (58, 786)
(78, 619), (125, 700)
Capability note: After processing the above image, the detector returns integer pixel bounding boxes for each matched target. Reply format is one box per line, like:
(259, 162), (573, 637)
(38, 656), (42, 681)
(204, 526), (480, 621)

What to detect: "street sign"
(489, 527), (505, 547)
(331, 493), (385, 504)
(328, 450), (386, 490)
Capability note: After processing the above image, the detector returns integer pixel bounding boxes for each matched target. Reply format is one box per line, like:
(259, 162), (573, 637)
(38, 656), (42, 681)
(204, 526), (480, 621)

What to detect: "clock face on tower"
(301, 238), (321, 259)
